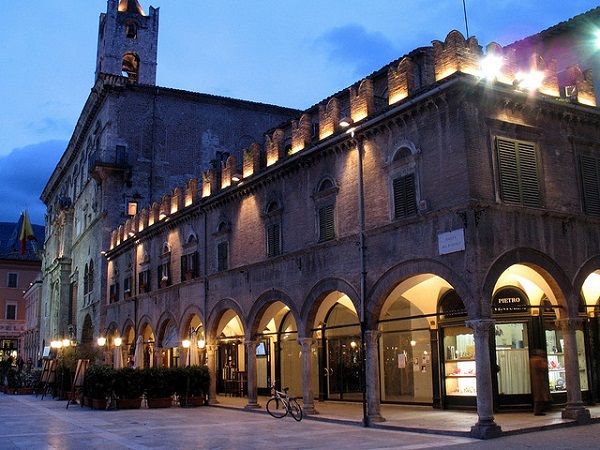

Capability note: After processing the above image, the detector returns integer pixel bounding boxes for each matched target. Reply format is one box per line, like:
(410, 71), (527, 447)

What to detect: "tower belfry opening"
(96, 0), (158, 85)
(118, 0), (146, 15)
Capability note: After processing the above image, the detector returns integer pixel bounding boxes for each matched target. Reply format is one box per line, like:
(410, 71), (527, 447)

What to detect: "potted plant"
(113, 367), (143, 409)
(142, 367), (173, 408)
(84, 364), (115, 410)
(174, 365), (209, 407)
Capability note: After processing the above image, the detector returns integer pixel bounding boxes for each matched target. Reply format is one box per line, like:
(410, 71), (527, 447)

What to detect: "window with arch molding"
(389, 144), (419, 220)
(314, 178), (338, 242)
(264, 200), (282, 257)
(122, 52), (140, 83)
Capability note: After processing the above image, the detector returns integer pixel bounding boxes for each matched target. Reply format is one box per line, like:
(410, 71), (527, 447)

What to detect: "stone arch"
(300, 277), (359, 338)
(482, 248), (572, 317)
(207, 298), (246, 340)
(368, 258), (476, 328)
(122, 51), (140, 83)
(247, 289), (300, 338)
(137, 314), (154, 337)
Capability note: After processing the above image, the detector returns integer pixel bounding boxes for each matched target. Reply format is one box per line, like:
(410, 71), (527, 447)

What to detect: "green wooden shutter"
(496, 137), (541, 207)
(181, 254), (187, 282)
(580, 155), (600, 216)
(393, 174), (417, 218)
(267, 223), (281, 257)
(217, 242), (228, 271)
(319, 204), (335, 241)
(517, 142), (542, 207)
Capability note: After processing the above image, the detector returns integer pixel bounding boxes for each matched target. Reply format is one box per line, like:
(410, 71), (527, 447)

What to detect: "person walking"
(530, 349), (550, 415)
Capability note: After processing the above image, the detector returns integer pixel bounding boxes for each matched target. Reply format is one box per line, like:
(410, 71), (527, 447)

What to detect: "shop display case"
(445, 359), (476, 396)
(443, 329), (476, 397)
(546, 351), (566, 392)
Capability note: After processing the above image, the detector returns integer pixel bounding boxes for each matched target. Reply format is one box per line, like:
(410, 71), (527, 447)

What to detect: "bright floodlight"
(480, 54), (503, 80)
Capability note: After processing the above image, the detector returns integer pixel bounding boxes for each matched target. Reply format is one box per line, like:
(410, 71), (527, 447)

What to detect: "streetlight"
(340, 117), (368, 428)
(97, 335), (107, 364)
(182, 339), (191, 366)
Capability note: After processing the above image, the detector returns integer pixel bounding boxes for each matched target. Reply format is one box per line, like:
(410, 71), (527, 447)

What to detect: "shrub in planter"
(172, 365), (210, 405)
(84, 364), (115, 401)
(142, 367), (174, 399)
(188, 365), (210, 399)
(113, 367), (144, 399)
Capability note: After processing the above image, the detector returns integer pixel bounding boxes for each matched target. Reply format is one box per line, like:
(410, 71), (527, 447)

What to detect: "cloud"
(315, 24), (398, 77)
(0, 140), (65, 225)
(26, 116), (74, 136)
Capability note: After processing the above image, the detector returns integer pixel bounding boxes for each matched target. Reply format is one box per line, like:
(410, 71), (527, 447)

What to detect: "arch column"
(365, 330), (385, 423)
(556, 318), (591, 423)
(244, 340), (260, 409)
(205, 344), (219, 405)
(298, 338), (318, 415)
(466, 319), (502, 439)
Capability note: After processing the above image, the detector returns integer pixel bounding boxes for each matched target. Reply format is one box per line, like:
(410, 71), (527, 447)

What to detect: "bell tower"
(96, 0), (159, 85)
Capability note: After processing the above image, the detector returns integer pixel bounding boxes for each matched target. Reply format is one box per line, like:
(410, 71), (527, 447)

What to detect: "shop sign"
(493, 287), (529, 314)
(438, 228), (465, 255)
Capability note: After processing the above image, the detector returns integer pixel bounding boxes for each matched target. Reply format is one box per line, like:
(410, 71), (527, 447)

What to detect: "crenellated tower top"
(96, 0), (159, 85)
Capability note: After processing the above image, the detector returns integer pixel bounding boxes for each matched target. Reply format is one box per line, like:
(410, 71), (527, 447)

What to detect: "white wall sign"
(438, 228), (465, 255)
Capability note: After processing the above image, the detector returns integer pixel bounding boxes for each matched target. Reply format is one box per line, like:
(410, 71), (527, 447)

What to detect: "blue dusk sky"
(1, 1), (599, 225)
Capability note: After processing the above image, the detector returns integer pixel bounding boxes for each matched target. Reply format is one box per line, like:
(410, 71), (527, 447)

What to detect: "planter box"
(147, 397), (173, 408)
(91, 398), (108, 410)
(116, 398), (142, 410)
(16, 387), (34, 395)
(181, 396), (205, 407)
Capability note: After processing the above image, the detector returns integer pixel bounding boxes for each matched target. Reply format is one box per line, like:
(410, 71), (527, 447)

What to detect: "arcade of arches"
(95, 253), (600, 428)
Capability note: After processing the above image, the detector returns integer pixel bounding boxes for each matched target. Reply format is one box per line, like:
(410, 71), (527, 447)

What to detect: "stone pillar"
(466, 319), (502, 439)
(364, 330), (385, 423)
(298, 338), (318, 415)
(206, 344), (219, 405)
(556, 318), (591, 423)
(244, 340), (260, 409)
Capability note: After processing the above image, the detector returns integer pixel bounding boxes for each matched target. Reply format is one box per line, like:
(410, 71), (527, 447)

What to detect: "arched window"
(88, 259), (95, 293)
(264, 200), (282, 257)
(314, 178), (338, 242)
(83, 264), (89, 295)
(125, 20), (138, 39)
(122, 52), (140, 83)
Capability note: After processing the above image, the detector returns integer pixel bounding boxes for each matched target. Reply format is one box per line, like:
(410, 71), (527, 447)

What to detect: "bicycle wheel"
(266, 397), (287, 418)
(289, 398), (303, 422)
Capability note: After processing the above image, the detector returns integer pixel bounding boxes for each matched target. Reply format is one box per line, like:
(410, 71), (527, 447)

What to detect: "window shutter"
(517, 142), (542, 207)
(496, 137), (541, 207)
(393, 174), (417, 219)
(267, 223), (281, 257)
(192, 251), (199, 277)
(319, 204), (335, 241)
(181, 255), (187, 282)
(580, 155), (600, 216)
(497, 138), (522, 204)
(217, 242), (228, 271)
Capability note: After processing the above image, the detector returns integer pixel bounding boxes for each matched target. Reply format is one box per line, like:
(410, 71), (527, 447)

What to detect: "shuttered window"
(580, 155), (600, 216)
(217, 242), (228, 271)
(318, 204), (335, 242)
(393, 174), (417, 219)
(496, 137), (542, 207)
(267, 223), (281, 257)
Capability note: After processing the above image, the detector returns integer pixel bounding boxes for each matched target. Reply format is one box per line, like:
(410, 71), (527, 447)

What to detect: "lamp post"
(181, 339), (192, 407)
(97, 335), (107, 364)
(340, 118), (369, 427)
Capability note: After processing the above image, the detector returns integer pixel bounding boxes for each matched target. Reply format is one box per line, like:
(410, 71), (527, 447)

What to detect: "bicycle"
(266, 384), (302, 421)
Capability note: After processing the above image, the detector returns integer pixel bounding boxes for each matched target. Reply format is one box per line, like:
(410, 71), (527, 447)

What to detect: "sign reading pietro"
(438, 229), (465, 255)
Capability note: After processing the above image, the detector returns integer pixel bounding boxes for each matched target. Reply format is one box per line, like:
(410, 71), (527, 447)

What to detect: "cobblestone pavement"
(0, 393), (475, 449)
(3, 393), (600, 449)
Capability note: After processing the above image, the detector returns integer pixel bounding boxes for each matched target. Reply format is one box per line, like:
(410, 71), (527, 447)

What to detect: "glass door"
(495, 322), (531, 404)
(326, 336), (362, 400)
